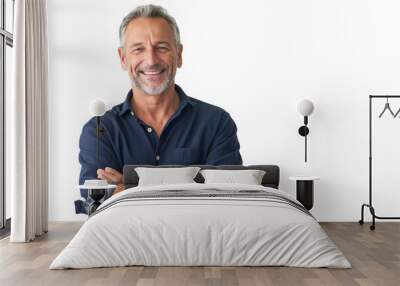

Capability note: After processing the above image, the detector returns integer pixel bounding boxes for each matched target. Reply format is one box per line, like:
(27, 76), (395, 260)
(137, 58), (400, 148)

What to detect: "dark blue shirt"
(76, 84), (242, 213)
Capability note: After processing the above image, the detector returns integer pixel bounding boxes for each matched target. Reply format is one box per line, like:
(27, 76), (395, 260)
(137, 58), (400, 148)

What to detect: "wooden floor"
(0, 222), (399, 286)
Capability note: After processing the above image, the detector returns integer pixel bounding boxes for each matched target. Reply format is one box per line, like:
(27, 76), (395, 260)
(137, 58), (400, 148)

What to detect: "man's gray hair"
(119, 4), (181, 47)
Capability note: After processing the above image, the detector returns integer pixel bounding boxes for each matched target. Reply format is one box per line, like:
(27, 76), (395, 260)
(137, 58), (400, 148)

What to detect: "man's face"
(118, 17), (183, 96)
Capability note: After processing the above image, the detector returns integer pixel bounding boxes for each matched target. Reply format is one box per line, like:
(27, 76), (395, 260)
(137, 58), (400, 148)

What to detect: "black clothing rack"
(359, 95), (400, 230)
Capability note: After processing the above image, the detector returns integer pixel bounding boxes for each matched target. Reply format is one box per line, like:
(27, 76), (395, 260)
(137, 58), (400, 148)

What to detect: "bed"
(50, 165), (351, 269)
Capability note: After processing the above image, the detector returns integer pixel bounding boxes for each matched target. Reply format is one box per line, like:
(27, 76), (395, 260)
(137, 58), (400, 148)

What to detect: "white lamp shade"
(89, 98), (106, 116)
(297, 99), (314, 116)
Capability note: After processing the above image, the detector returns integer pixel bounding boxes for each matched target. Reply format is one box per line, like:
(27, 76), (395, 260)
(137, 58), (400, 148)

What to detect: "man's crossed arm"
(97, 167), (124, 195)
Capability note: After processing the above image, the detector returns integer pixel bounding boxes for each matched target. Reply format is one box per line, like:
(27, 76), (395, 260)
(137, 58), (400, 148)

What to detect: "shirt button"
(147, 127), (152, 133)
(156, 155), (160, 161)
(130, 111), (135, 116)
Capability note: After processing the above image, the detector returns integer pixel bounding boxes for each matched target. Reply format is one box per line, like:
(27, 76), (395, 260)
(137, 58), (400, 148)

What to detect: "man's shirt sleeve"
(78, 117), (122, 199)
(205, 111), (243, 165)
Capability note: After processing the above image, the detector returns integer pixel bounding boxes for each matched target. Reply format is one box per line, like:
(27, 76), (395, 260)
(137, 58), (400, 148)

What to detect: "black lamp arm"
(298, 116), (310, 162)
(95, 116), (105, 161)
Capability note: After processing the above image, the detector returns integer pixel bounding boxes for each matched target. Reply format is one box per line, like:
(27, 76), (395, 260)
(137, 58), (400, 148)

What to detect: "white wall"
(47, 0), (400, 221)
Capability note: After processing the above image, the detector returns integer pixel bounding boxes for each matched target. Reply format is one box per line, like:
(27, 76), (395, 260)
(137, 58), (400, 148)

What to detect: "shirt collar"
(118, 84), (196, 117)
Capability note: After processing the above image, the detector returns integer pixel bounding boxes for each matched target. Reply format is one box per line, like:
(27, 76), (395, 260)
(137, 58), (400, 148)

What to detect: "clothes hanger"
(393, 104), (400, 118)
(378, 97), (395, 118)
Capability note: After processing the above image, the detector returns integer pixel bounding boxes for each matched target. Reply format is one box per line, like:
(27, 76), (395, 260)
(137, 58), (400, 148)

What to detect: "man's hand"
(97, 167), (124, 195)
(112, 184), (125, 195)
(97, 167), (122, 184)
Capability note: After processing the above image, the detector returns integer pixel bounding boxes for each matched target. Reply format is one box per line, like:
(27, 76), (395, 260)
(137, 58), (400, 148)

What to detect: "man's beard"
(131, 63), (175, 96)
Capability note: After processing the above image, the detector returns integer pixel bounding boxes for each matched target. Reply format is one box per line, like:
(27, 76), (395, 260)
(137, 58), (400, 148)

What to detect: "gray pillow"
(200, 169), (266, 185)
(135, 167), (201, 186)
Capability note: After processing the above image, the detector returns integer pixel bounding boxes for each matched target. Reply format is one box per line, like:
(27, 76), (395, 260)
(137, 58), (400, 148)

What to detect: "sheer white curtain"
(10, 0), (48, 242)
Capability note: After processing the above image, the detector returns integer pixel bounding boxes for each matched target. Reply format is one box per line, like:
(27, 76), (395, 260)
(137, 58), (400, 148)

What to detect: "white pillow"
(200, 169), (266, 185)
(135, 167), (201, 186)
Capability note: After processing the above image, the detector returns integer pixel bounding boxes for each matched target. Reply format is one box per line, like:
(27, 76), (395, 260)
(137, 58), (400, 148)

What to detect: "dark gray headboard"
(123, 165), (280, 189)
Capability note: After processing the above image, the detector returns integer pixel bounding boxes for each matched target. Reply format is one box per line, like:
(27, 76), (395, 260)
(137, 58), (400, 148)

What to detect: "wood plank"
(0, 222), (399, 286)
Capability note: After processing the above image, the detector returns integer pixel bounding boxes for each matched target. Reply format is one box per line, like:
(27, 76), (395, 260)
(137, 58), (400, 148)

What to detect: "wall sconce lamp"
(297, 99), (315, 162)
(89, 98), (106, 161)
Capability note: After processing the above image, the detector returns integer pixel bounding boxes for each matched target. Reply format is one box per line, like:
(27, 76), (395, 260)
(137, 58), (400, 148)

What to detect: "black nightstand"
(87, 188), (106, 215)
(79, 183), (116, 215)
(289, 176), (320, 210)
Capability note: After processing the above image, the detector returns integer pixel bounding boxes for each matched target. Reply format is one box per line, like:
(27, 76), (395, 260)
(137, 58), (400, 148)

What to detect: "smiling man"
(76, 5), (242, 214)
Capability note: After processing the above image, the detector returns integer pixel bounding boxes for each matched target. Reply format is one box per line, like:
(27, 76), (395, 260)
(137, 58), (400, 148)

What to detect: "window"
(0, 0), (14, 237)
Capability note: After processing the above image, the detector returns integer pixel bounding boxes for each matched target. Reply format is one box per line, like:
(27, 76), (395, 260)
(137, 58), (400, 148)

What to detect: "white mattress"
(50, 183), (351, 269)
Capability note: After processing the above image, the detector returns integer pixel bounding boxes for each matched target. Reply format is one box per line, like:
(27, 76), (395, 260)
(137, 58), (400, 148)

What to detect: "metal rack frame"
(359, 95), (400, 230)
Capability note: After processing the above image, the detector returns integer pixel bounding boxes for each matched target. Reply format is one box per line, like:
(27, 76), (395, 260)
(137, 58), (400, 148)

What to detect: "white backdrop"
(47, 0), (400, 221)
